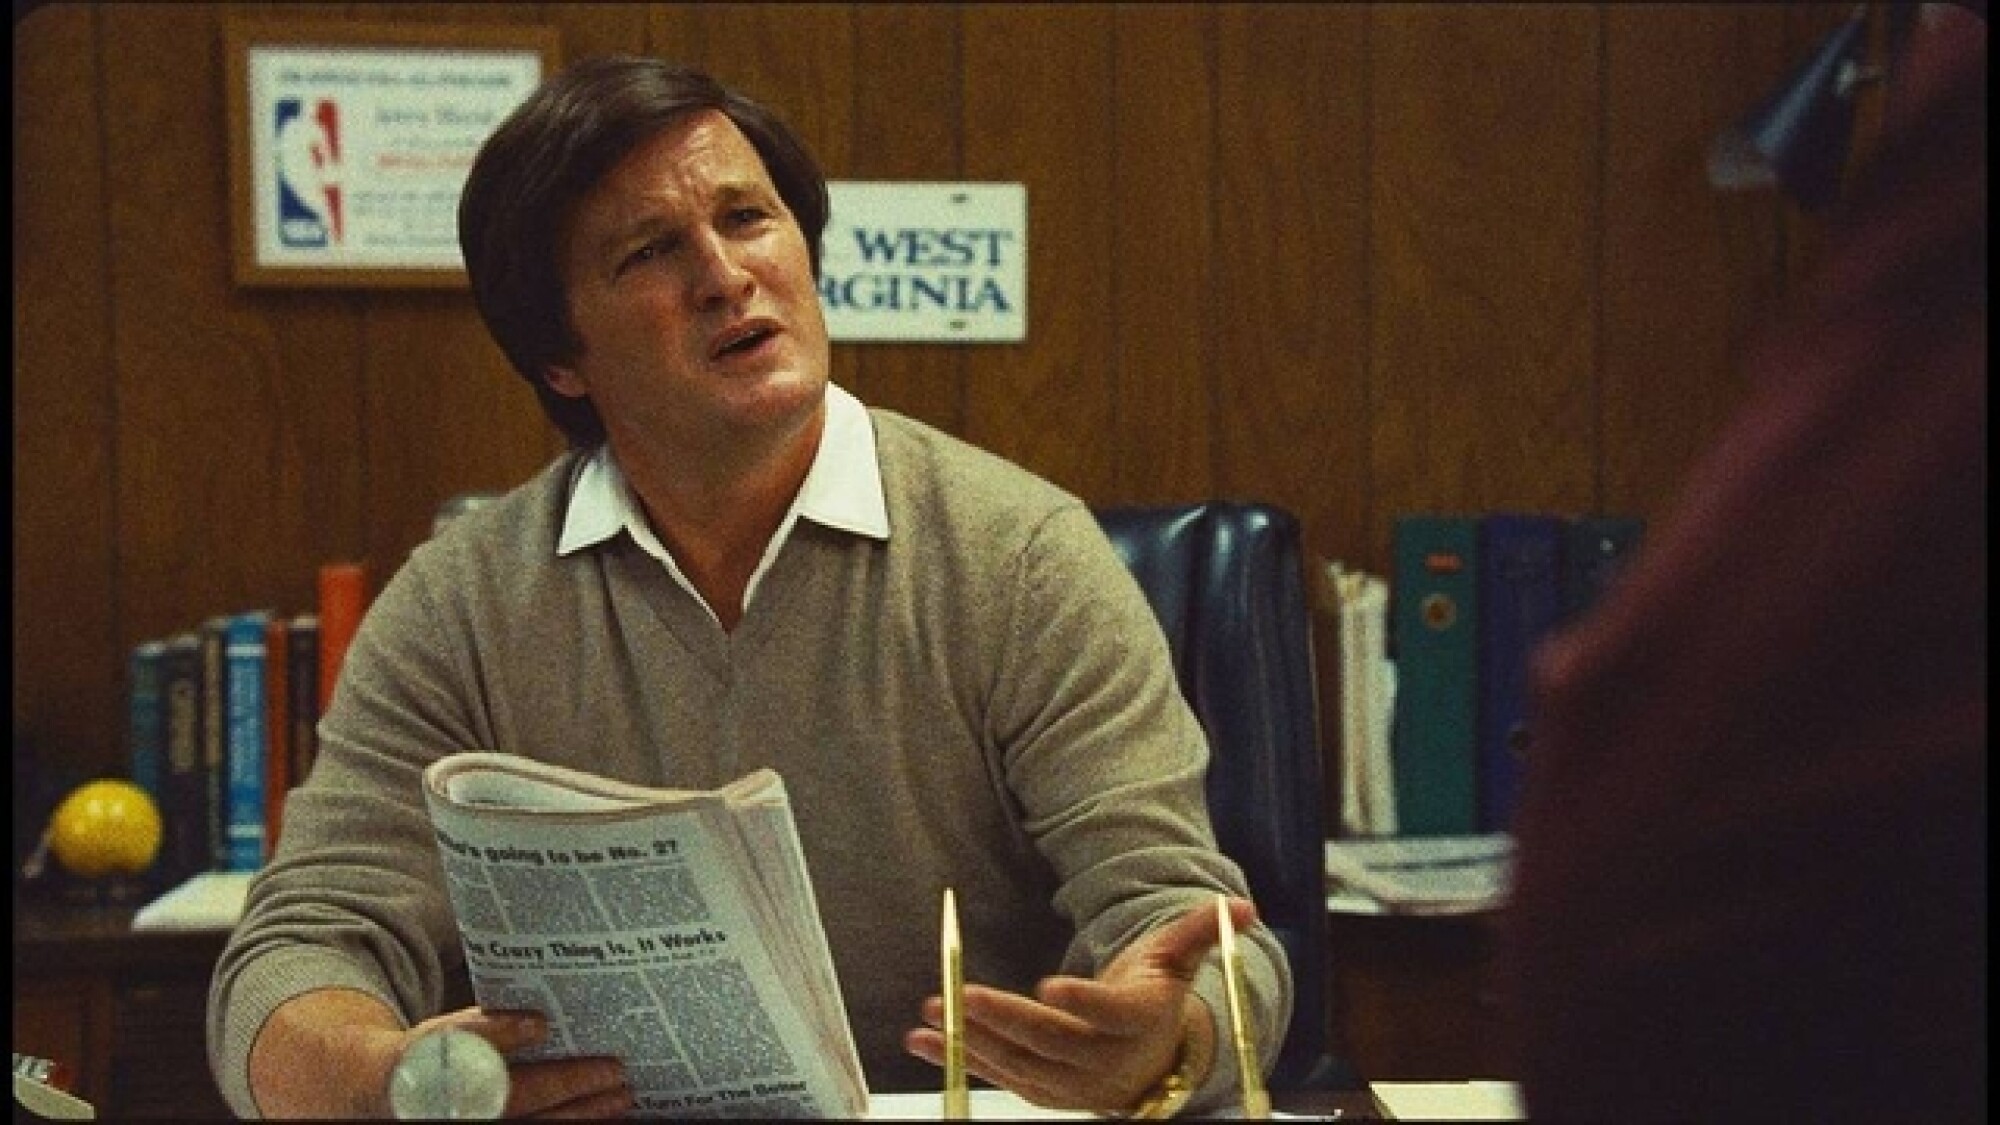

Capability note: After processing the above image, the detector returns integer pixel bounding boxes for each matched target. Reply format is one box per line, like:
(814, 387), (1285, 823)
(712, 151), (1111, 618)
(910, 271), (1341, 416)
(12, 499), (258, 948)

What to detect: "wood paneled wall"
(15, 3), (1857, 783)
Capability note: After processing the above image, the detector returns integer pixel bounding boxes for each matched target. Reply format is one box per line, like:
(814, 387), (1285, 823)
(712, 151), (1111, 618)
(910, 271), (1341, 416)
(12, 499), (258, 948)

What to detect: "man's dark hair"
(459, 57), (830, 448)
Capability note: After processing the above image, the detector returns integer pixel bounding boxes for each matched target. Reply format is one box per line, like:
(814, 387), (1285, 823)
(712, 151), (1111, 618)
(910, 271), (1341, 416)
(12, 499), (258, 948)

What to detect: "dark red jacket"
(1504, 9), (1987, 1121)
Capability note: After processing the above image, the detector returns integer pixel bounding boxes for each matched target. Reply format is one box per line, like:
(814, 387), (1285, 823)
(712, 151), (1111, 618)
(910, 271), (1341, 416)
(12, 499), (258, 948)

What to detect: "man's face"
(549, 109), (830, 472)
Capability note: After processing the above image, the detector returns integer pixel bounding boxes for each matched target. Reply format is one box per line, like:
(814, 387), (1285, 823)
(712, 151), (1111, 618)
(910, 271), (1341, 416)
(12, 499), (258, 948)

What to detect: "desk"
(1324, 905), (1509, 1082)
(1276, 1086), (1393, 1119)
(13, 895), (232, 1117)
(13, 895), (1487, 1118)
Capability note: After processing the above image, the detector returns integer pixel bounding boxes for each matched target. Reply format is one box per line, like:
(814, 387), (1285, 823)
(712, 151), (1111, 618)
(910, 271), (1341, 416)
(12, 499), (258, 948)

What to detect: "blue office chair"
(1094, 502), (1353, 1091)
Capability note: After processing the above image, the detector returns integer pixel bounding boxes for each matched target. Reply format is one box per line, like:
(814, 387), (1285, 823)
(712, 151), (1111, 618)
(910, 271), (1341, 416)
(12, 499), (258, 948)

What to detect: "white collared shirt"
(556, 384), (891, 626)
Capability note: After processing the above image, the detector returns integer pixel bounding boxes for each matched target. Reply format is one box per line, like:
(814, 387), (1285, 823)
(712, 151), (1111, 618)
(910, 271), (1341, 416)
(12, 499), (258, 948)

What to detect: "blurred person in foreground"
(207, 56), (1286, 1118)
(1504, 4), (1986, 1121)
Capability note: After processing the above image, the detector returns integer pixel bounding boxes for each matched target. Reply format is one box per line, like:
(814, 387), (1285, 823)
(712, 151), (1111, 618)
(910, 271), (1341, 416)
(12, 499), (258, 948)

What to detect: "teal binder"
(1390, 515), (1480, 835)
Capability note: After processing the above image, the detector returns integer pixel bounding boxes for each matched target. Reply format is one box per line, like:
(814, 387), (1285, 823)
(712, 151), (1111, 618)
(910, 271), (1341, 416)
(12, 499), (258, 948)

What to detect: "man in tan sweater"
(208, 57), (1288, 1118)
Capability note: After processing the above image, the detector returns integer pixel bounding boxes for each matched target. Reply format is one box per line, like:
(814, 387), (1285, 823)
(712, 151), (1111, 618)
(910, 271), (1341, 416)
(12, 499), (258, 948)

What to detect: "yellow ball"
(49, 779), (164, 878)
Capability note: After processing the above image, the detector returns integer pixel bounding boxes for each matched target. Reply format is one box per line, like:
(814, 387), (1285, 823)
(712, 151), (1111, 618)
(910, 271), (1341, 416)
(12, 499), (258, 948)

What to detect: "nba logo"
(274, 98), (344, 248)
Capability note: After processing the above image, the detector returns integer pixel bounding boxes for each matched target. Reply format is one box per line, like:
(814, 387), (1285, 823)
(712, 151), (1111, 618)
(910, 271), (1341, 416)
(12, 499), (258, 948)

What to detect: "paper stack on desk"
(131, 869), (253, 930)
(866, 1090), (1088, 1119)
(1376, 1072), (1512, 1112)
(866, 1091), (1333, 1119)
(1371, 1081), (1523, 1120)
(14, 1073), (95, 1119)
(1324, 834), (1512, 915)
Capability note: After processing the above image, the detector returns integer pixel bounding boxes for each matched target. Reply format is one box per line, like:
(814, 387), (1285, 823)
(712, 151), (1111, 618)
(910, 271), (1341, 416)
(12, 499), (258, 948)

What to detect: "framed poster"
(224, 21), (560, 288)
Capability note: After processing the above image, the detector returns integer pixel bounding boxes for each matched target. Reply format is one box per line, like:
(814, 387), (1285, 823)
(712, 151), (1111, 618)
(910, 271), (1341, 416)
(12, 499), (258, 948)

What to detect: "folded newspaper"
(421, 753), (868, 1118)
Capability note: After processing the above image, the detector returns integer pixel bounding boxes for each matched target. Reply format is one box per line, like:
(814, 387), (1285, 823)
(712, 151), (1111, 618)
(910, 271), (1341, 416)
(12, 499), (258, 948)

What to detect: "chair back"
(1094, 502), (1342, 1090)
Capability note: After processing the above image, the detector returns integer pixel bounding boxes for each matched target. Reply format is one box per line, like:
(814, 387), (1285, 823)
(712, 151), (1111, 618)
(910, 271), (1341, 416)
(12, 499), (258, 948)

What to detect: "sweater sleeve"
(206, 550), (483, 1117)
(985, 502), (1294, 1112)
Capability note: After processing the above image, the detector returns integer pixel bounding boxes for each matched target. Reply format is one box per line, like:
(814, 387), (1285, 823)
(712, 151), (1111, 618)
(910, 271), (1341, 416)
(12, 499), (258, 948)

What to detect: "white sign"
(819, 182), (1027, 343)
(245, 43), (545, 272)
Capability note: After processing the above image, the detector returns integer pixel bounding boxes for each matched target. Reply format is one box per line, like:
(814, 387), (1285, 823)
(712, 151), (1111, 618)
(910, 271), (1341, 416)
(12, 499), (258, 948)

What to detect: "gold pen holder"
(1218, 895), (1270, 1120)
(942, 888), (969, 1120)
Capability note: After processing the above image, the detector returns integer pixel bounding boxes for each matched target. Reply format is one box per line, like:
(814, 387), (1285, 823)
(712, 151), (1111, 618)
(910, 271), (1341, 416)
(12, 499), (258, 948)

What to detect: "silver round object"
(387, 1027), (510, 1120)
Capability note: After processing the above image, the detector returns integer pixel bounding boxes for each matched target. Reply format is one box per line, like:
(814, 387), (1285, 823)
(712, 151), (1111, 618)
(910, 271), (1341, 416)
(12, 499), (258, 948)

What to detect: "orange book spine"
(318, 562), (370, 715)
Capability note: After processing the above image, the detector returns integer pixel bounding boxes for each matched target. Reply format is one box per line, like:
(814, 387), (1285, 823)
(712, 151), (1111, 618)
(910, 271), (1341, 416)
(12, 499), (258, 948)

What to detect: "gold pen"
(942, 887), (969, 1120)
(1217, 895), (1271, 1119)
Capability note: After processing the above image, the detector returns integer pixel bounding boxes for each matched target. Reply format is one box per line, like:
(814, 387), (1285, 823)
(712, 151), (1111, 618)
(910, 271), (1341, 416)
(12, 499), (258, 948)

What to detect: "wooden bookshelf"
(1325, 906), (1510, 1081)
(13, 894), (233, 1118)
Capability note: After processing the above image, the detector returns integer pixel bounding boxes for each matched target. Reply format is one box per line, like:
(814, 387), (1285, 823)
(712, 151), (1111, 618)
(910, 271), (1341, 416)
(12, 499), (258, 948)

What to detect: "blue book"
(1390, 515), (1481, 835)
(223, 611), (271, 871)
(1476, 514), (1566, 832)
(1561, 515), (1646, 624)
(128, 640), (168, 809)
(159, 631), (208, 886)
